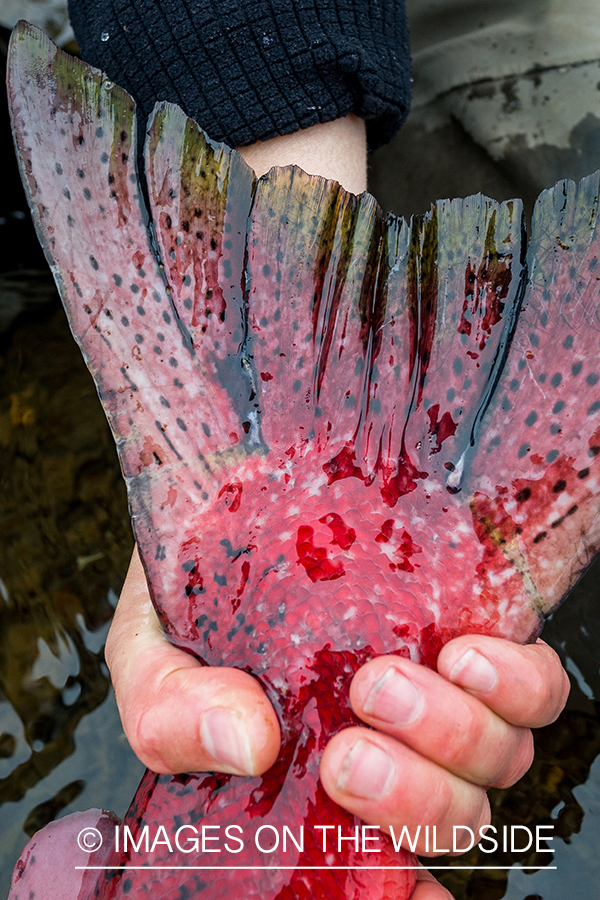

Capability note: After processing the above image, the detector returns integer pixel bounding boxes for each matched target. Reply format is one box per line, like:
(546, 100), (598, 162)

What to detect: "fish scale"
(7, 22), (600, 900)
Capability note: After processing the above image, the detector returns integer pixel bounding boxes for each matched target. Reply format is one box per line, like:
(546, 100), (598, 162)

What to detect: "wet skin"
(9, 24), (589, 900)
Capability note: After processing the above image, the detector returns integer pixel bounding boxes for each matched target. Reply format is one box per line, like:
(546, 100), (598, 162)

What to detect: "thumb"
(105, 548), (281, 775)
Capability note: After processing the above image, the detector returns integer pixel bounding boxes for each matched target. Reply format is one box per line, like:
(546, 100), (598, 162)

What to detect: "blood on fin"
(9, 22), (600, 900)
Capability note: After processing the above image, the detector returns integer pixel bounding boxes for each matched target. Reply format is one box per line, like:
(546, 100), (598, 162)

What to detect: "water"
(0, 295), (144, 899)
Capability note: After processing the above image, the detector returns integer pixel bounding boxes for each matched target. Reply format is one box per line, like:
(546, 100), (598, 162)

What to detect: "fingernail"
(448, 649), (497, 693)
(363, 667), (422, 724)
(200, 708), (254, 775)
(336, 739), (396, 800)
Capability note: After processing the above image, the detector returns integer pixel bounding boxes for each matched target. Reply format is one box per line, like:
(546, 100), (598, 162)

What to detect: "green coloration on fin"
(8, 21), (600, 900)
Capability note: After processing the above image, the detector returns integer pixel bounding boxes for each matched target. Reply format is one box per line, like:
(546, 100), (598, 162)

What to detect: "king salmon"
(7, 22), (600, 900)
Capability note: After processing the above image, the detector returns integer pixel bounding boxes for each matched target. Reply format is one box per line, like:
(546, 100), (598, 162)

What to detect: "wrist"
(236, 114), (367, 194)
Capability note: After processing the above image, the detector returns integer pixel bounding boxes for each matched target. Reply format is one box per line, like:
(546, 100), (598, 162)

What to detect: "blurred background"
(1, 1), (600, 898)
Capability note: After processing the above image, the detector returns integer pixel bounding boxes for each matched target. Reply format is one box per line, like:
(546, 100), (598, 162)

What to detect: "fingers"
(321, 634), (570, 859)
(105, 547), (280, 775)
(347, 655), (534, 788)
(437, 636), (570, 728)
(320, 726), (491, 857)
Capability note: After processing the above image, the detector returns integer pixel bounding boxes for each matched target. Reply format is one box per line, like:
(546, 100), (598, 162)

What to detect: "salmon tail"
(7, 23), (264, 625)
(465, 173), (600, 616)
(10, 21), (600, 900)
(8, 29), (421, 898)
(7, 25), (232, 477)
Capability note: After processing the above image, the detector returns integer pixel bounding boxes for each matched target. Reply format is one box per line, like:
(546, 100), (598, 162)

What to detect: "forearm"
(236, 114), (367, 194)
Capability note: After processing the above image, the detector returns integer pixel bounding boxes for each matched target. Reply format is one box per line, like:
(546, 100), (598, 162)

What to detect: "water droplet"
(101, 31), (110, 41)
(446, 451), (466, 490)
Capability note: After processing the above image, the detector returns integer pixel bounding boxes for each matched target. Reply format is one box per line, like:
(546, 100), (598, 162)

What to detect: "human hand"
(109, 548), (568, 821)
(108, 550), (569, 900)
(319, 635), (570, 898)
(104, 546), (281, 775)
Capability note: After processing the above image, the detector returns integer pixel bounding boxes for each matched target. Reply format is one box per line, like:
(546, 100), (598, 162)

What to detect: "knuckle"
(558, 666), (572, 709)
(443, 703), (487, 772)
(489, 729), (534, 788)
(476, 793), (492, 832)
(129, 708), (167, 770)
(130, 708), (156, 759)
(460, 788), (490, 839)
(419, 781), (487, 855)
(524, 642), (570, 726)
(525, 663), (554, 724)
(548, 665), (571, 722)
(528, 663), (566, 726)
(419, 773), (456, 829)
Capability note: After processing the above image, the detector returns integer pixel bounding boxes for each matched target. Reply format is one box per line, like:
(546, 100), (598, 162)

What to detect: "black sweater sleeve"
(68, 0), (411, 150)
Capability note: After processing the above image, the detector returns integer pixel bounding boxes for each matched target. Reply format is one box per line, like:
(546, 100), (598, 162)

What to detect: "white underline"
(76, 865), (557, 871)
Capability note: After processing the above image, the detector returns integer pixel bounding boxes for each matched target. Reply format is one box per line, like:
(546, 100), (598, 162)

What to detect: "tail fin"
(12, 21), (596, 637)
(7, 24), (232, 477)
(375, 196), (524, 502)
(11, 25), (600, 900)
(8, 23), (262, 627)
(466, 173), (600, 613)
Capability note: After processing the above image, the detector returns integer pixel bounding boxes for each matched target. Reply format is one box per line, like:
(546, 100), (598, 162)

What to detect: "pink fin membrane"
(8, 809), (120, 900)
(8, 21), (600, 900)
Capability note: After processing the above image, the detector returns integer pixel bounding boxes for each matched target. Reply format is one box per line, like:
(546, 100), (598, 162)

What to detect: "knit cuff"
(68, 0), (411, 150)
